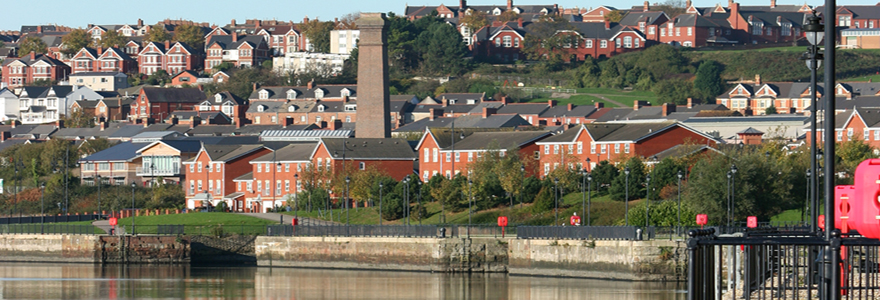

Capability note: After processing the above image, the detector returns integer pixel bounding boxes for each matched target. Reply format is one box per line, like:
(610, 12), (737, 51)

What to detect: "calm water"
(0, 263), (686, 299)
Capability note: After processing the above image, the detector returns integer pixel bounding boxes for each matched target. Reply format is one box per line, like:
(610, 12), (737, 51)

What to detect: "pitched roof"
(205, 34), (265, 50)
(452, 131), (551, 151)
(248, 85), (357, 100)
(496, 103), (551, 115)
(251, 142), (318, 162)
(141, 87), (205, 103)
(79, 142), (150, 162)
(200, 144), (264, 162)
(321, 138), (416, 160)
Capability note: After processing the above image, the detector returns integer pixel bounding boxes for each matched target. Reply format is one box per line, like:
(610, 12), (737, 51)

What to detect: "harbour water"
(0, 263), (686, 299)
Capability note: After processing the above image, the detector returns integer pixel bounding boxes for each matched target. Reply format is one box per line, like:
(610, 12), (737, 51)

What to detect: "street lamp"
(417, 180), (422, 225)
(677, 170), (683, 229)
(624, 167), (630, 226)
(581, 168), (587, 224)
(519, 164), (525, 209)
(130, 182), (136, 235)
(731, 164), (737, 226)
(40, 183), (45, 234)
(553, 177), (559, 226)
(403, 176), (410, 226)
(467, 179), (473, 229)
(587, 173), (593, 226)
(378, 181), (384, 225)
(345, 176), (351, 226)
(294, 173), (299, 222)
(727, 170), (733, 227)
(646, 174), (651, 227)
(97, 175), (102, 214)
(803, 10), (824, 235)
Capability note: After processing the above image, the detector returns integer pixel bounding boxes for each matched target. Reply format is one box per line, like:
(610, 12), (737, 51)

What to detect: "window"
(544, 145), (549, 155)
(208, 180), (213, 193)
(514, 38), (520, 47)
(585, 40), (593, 48)
(190, 181), (195, 194)
(634, 38), (639, 48)
(648, 27), (655, 34)
(600, 40), (607, 48)
(197, 180), (202, 191)
(623, 36), (632, 48)
(838, 131), (843, 141)
(495, 38), (501, 47)
(661, 28), (666, 36)
(675, 28), (681, 36)
(544, 163), (550, 176)
(446, 153), (451, 162)
(875, 130), (879, 141)
(577, 142), (583, 154)
(590, 142), (596, 154)
(256, 181), (262, 192)
(554, 145), (559, 154)
(567, 144), (573, 154)
(285, 180), (290, 192)
(614, 143), (620, 153)
(276, 181), (282, 195)
(468, 152), (473, 162)
(424, 148), (430, 162)
(359, 162), (365, 170)
(625, 143), (630, 153)
(433, 148), (438, 162)
(865, 130), (870, 141)
(847, 128), (854, 137)
(600, 144), (606, 154)
(687, 27), (692, 36)
(455, 152), (460, 162)
(99, 163), (110, 170)
(265, 180), (270, 195)
(503, 36), (512, 47)
(189, 164), (194, 172)
(615, 38), (621, 48)
(198, 162), (202, 172)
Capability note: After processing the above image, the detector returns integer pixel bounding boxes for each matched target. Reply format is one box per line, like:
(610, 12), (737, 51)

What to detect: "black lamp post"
(553, 177), (559, 226)
(803, 10), (824, 235)
(587, 173), (592, 226)
(581, 168), (587, 224)
(294, 173), (299, 221)
(97, 174), (102, 214)
(519, 164), (525, 209)
(345, 176), (350, 226)
(417, 180), (422, 225)
(646, 174), (651, 227)
(805, 168), (812, 224)
(731, 164), (737, 226)
(467, 179), (473, 236)
(130, 182), (136, 234)
(727, 170), (733, 227)
(624, 167), (630, 226)
(403, 175), (410, 226)
(677, 170), (683, 229)
(378, 181), (384, 225)
(40, 183), (45, 234)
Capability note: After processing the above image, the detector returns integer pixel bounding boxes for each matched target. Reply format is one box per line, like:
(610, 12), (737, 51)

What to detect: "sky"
(0, 0), (874, 32)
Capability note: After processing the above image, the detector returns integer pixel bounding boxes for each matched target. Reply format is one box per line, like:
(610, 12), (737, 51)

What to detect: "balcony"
(136, 166), (180, 177)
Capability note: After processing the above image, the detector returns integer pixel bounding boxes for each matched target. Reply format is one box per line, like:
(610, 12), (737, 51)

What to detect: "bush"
(381, 193), (404, 221)
(531, 187), (554, 213)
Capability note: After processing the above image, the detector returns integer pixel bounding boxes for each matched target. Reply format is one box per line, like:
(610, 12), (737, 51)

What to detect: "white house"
(0, 88), (19, 122)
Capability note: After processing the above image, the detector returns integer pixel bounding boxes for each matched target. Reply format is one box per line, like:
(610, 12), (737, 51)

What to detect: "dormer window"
(288, 105), (297, 112)
(286, 89), (297, 99)
(215, 93), (223, 103)
(317, 105), (325, 112)
(259, 90), (269, 99)
(314, 89), (325, 99)
(493, 8), (502, 15)
(257, 105), (266, 112)
(513, 7), (522, 13)
(344, 104), (356, 111)
(340, 88), (351, 97)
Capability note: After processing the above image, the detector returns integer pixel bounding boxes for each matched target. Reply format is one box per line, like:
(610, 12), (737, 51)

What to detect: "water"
(0, 263), (686, 299)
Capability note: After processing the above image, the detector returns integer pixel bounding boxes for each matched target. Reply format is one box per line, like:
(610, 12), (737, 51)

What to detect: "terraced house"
(246, 82), (357, 126)
(138, 41), (203, 75)
(1, 52), (70, 88)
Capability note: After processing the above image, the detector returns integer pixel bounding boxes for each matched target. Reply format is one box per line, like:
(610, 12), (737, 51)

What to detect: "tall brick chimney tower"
(355, 13), (391, 138)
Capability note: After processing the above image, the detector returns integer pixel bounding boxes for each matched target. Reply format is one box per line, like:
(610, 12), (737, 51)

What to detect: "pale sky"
(0, 0), (864, 32)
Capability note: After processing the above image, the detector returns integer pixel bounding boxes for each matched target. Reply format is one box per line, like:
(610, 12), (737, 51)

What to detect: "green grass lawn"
(114, 212), (277, 235)
(529, 89), (658, 108)
(0, 220), (104, 234)
(770, 207), (823, 223)
(841, 73), (880, 82)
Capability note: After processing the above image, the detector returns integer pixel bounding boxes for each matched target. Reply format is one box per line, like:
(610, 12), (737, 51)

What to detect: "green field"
(114, 212), (277, 235)
(528, 88), (658, 108)
(0, 221), (103, 234)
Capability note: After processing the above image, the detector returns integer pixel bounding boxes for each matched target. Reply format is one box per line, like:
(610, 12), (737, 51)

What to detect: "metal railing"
(121, 225), (268, 236)
(266, 225), (438, 238)
(135, 167), (179, 176)
(0, 214), (106, 224)
(518, 226), (642, 240)
(0, 224), (99, 235)
(686, 228), (879, 300)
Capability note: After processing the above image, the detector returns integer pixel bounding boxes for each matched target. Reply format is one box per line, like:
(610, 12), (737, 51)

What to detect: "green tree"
(60, 29), (91, 56)
(418, 22), (468, 75)
(590, 160), (618, 195)
(213, 62), (235, 73)
(648, 158), (683, 200)
(29, 79), (55, 86)
(531, 186), (554, 213)
(300, 19), (335, 53)
(460, 10), (489, 32)
(146, 69), (171, 85)
(693, 60), (725, 101)
(79, 138), (112, 155)
(386, 12), (420, 72)
(765, 105), (778, 115)
(626, 198), (698, 226)
(147, 182), (185, 209)
(62, 108), (94, 128)
(635, 44), (689, 79)
(18, 36), (48, 56)
(521, 14), (576, 61)
(98, 30), (127, 48)
(610, 157), (646, 201)
(173, 24), (206, 51)
(497, 11), (521, 22)
(837, 139), (876, 181)
(653, 77), (695, 104)
(144, 27), (171, 43)
(604, 10), (624, 23)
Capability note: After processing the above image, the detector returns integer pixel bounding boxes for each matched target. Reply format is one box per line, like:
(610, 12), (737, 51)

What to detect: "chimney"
(662, 103), (676, 116)
(253, 82), (258, 91)
(501, 96), (509, 105)
(164, 40), (170, 49)
(330, 119), (343, 130)
(167, 115), (178, 124)
(686, 0), (692, 7)
(482, 107), (497, 118)
(10, 120), (18, 128)
(644, 0), (650, 11)
(231, 19), (236, 26)
(604, 19), (610, 30)
(29, 51), (36, 60)
(307, 79), (314, 89)
(37, 26), (42, 34)
(232, 31), (238, 42)
(441, 98), (448, 107)
(507, 0), (513, 10)
(755, 74), (762, 85)
(100, 121), (108, 131)
(343, 95), (349, 103)
(138, 19), (144, 27)
(429, 108), (444, 120)
(687, 97), (695, 108)
(303, 16), (309, 24)
(548, 99), (557, 107)
(142, 118), (151, 127)
(283, 117), (293, 128)
(633, 101), (641, 110)
(595, 102), (604, 109)
(256, 20), (262, 27)
(567, 103), (573, 111)
(770, 0), (776, 8)
(190, 116), (201, 128)
(55, 120), (64, 129)
(0, 131), (9, 142)
(517, 18), (523, 28)
(460, 0), (467, 9)
(235, 120), (243, 129)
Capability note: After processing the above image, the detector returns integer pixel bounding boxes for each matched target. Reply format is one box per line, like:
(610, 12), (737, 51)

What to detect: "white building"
(69, 72), (129, 92)
(18, 85), (73, 124)
(329, 29), (359, 54)
(0, 88), (19, 122)
(272, 52), (349, 76)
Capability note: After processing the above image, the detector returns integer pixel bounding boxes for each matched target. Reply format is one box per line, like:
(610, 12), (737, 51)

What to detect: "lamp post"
(417, 180), (422, 225)
(624, 167), (630, 226)
(378, 181), (384, 225)
(581, 168), (587, 224)
(40, 183), (45, 234)
(403, 175), (410, 226)
(519, 164), (525, 209)
(677, 170), (683, 230)
(97, 175), (102, 214)
(803, 11), (824, 234)
(553, 177), (559, 226)
(130, 182), (136, 235)
(345, 176), (351, 226)
(64, 145), (69, 213)
(587, 173), (593, 226)
(467, 179), (473, 229)
(805, 169), (812, 224)
(294, 173), (299, 221)
(731, 164), (737, 226)
(646, 174), (651, 227)
(727, 170), (733, 228)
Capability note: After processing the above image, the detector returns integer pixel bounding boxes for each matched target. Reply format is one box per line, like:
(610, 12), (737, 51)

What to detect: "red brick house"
(619, 8), (669, 44)
(416, 129), (550, 180)
(70, 47), (136, 74)
(582, 6), (618, 22)
(1, 52), (70, 87)
(137, 41), (202, 75)
(242, 143), (317, 213)
(256, 25), (303, 55)
(197, 91), (249, 125)
(806, 108), (880, 149)
(472, 21), (527, 62)
(205, 33), (270, 70)
(535, 122), (717, 177)
(183, 144), (271, 210)
(312, 138), (416, 182)
(130, 87), (206, 122)
(169, 70), (200, 87)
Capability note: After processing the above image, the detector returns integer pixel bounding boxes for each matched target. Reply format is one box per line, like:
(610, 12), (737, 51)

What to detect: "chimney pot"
(595, 102), (604, 109)
(307, 79), (314, 89)
(567, 103), (573, 111)
(687, 98), (695, 109)
(548, 100), (557, 107)
(507, 0), (513, 10)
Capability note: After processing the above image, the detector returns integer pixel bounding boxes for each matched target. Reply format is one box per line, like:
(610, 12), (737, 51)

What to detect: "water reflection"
(0, 263), (685, 299)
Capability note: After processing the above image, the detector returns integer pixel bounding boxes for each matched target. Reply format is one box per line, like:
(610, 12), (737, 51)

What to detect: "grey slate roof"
(201, 144), (264, 162)
(322, 138), (416, 160)
(141, 87), (205, 103)
(79, 142), (150, 162)
(248, 85), (357, 100)
(738, 127), (764, 134)
(19, 86), (74, 99)
(453, 131), (551, 151)
(496, 103), (551, 115)
(539, 105), (597, 118)
(205, 35), (266, 51)
(251, 142), (318, 162)
(186, 125), (237, 136)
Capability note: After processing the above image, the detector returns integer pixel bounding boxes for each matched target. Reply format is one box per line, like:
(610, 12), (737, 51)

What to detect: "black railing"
(0, 224), (99, 235)
(0, 214), (106, 224)
(517, 226), (641, 240)
(266, 225), (438, 238)
(121, 225), (268, 236)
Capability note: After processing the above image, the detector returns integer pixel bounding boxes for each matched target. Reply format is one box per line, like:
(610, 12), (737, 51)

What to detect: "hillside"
(685, 48), (880, 83)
